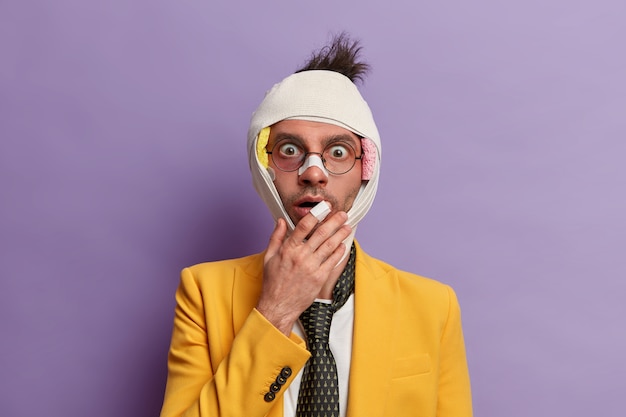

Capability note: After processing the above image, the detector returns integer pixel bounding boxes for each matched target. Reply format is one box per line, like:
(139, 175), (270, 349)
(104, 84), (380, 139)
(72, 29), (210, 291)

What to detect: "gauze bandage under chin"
(247, 70), (381, 260)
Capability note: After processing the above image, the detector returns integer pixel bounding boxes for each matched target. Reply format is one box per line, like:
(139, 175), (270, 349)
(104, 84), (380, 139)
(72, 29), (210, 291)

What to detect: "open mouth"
(298, 201), (319, 208)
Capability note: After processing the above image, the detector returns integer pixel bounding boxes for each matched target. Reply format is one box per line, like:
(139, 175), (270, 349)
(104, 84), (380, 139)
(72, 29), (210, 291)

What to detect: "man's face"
(267, 119), (363, 225)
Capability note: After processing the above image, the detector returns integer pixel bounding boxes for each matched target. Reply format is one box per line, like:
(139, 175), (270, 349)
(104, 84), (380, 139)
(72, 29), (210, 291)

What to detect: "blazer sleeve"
(437, 286), (473, 417)
(160, 267), (311, 417)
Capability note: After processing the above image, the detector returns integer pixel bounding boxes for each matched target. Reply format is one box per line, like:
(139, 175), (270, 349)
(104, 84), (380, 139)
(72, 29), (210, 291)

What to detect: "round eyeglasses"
(266, 139), (362, 175)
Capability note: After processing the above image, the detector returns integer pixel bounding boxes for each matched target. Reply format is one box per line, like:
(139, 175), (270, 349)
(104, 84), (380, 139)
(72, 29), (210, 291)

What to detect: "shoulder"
(356, 243), (458, 307)
(357, 243), (449, 287)
(373, 255), (450, 289)
(173, 252), (265, 315)
(186, 252), (264, 275)
(180, 252), (265, 291)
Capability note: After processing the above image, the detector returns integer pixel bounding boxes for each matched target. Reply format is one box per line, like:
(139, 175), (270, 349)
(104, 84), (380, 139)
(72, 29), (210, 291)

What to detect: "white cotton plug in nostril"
(309, 201), (331, 222)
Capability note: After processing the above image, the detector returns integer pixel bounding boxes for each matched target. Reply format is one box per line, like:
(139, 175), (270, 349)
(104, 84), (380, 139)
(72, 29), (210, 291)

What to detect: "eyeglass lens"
(270, 140), (358, 174)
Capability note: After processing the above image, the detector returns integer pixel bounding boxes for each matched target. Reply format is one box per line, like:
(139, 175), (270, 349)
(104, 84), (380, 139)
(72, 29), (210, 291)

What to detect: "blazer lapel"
(347, 245), (398, 417)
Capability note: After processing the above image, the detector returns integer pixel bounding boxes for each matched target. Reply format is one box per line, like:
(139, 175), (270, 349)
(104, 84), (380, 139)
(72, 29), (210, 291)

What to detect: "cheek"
(342, 180), (365, 211)
(270, 170), (291, 193)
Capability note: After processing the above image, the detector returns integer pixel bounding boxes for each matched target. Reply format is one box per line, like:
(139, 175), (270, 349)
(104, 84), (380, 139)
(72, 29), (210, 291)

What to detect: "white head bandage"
(247, 70), (381, 252)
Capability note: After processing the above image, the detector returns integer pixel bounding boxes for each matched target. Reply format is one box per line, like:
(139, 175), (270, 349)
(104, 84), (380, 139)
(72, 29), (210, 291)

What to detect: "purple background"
(1, 1), (625, 416)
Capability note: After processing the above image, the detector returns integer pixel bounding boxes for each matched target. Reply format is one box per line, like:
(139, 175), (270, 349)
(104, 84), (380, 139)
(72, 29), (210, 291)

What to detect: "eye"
(326, 144), (351, 161)
(278, 142), (303, 158)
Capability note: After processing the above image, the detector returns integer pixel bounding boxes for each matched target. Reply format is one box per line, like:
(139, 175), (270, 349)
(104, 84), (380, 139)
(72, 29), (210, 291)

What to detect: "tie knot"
(300, 302), (333, 343)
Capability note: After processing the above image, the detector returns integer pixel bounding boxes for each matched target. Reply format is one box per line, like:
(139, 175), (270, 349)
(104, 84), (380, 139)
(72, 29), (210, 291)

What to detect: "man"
(160, 34), (472, 417)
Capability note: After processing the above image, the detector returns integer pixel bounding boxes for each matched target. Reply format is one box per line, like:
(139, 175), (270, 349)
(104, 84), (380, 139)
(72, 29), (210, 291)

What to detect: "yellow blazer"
(161, 242), (472, 417)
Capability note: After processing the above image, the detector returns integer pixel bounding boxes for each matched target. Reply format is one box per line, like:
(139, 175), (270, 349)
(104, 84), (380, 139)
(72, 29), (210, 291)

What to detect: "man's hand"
(256, 208), (351, 336)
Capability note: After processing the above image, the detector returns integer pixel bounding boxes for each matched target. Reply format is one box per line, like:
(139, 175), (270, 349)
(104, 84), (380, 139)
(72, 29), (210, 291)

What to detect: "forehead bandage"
(248, 70), (381, 255)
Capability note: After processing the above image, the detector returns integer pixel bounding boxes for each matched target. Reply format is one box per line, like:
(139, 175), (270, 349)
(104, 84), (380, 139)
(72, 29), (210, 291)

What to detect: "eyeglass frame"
(266, 138), (363, 175)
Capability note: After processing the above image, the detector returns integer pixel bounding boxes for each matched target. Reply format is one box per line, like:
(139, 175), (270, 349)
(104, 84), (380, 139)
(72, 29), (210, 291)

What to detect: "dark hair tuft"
(295, 32), (370, 84)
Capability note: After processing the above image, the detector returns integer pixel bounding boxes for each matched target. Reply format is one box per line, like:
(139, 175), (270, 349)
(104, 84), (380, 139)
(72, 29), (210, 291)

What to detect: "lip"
(292, 196), (325, 219)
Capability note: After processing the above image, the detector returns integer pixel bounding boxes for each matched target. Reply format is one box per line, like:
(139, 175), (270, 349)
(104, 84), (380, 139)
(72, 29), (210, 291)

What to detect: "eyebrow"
(271, 132), (360, 149)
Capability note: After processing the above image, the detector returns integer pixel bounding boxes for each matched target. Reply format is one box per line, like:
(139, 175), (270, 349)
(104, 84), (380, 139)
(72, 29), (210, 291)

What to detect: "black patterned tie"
(296, 245), (356, 417)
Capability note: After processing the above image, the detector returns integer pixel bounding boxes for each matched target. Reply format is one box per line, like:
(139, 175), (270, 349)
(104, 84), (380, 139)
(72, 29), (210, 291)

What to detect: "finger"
(265, 218), (287, 262)
(320, 242), (348, 271)
(305, 211), (349, 250)
(309, 201), (332, 222)
(315, 223), (352, 260)
(289, 208), (327, 243)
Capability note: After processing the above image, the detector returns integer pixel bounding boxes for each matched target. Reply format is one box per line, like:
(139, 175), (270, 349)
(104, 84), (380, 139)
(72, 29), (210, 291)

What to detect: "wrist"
(256, 303), (299, 336)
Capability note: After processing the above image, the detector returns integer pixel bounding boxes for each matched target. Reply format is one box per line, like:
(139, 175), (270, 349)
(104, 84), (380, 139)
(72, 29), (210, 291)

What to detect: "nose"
(298, 154), (328, 186)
